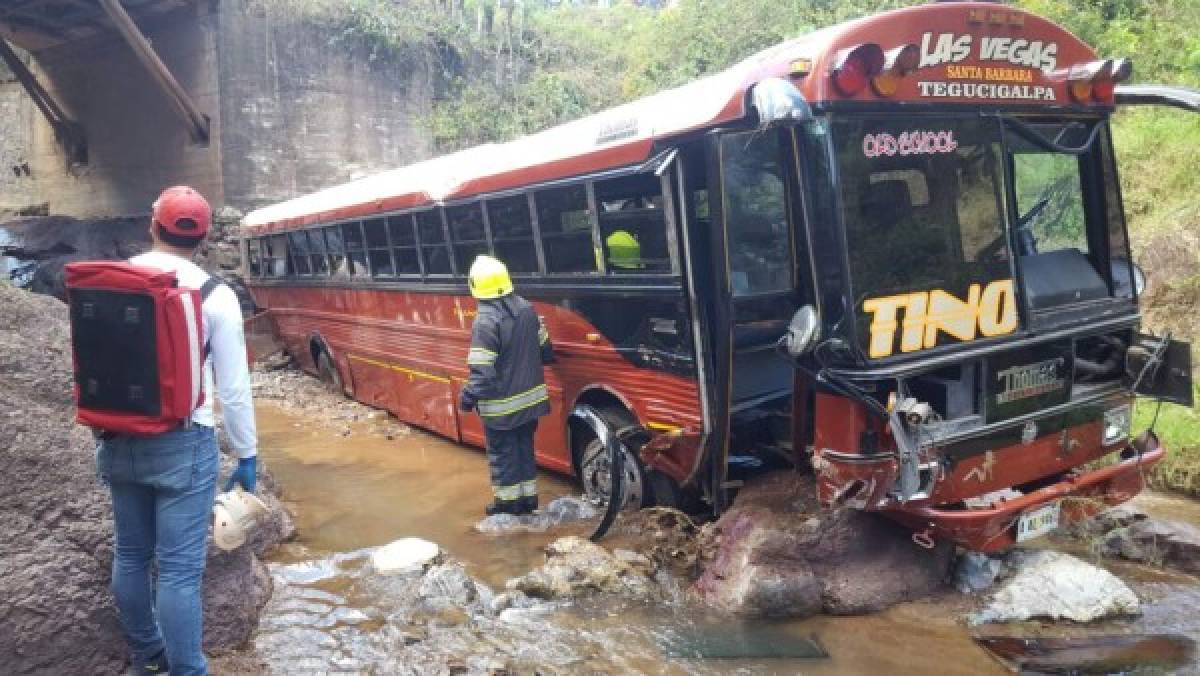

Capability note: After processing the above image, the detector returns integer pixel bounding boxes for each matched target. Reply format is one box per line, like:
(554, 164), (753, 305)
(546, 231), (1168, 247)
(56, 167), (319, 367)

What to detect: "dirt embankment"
(0, 283), (287, 673)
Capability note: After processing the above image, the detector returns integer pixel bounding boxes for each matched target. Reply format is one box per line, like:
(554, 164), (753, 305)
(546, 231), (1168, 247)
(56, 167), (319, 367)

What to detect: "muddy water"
(250, 401), (1200, 674)
(256, 404), (580, 588)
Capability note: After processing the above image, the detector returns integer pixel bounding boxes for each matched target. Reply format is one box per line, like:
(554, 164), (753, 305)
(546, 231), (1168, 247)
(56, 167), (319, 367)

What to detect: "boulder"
(505, 536), (661, 600)
(418, 563), (480, 607)
(370, 538), (441, 575)
(1102, 519), (1200, 574)
(0, 285), (283, 672)
(971, 550), (1140, 625)
(694, 473), (953, 618)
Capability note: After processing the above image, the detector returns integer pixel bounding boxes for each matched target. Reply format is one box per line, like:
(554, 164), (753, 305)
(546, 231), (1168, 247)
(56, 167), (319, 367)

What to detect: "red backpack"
(65, 261), (220, 436)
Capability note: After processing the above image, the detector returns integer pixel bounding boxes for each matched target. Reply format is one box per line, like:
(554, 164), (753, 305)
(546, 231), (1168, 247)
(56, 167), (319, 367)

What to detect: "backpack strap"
(200, 276), (224, 302)
(199, 276), (225, 359)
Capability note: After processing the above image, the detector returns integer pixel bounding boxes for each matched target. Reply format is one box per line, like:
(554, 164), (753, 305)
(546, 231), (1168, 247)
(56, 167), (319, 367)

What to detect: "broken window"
(535, 184), (595, 274)
(388, 214), (420, 275)
(340, 222), (368, 277)
(288, 230), (311, 275)
(595, 173), (671, 274)
(417, 210), (452, 275)
(448, 203), (490, 275)
(487, 195), (538, 274)
(307, 228), (329, 275)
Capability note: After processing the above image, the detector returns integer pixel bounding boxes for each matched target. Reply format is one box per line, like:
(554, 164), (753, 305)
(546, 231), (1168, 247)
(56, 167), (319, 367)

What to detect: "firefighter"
(459, 255), (554, 516)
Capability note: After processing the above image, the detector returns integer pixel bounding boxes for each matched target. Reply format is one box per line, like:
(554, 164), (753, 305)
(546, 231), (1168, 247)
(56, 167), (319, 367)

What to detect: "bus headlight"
(1103, 404), (1132, 445)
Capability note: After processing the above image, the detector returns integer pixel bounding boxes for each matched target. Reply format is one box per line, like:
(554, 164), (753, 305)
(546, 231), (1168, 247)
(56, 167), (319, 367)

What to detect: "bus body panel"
(248, 283), (704, 483)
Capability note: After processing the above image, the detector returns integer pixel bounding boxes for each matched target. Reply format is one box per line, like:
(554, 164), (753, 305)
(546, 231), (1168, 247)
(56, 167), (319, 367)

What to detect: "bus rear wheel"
(577, 408), (651, 511)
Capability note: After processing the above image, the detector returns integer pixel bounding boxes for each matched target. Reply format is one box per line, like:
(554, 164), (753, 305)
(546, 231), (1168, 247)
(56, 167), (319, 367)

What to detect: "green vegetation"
(1135, 391), (1200, 496)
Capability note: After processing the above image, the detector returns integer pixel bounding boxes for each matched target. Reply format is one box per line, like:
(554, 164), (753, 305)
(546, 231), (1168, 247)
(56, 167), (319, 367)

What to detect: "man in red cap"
(95, 186), (257, 676)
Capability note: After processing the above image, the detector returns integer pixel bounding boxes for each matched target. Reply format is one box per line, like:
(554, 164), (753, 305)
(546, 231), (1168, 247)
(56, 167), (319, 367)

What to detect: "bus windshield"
(835, 116), (1010, 305)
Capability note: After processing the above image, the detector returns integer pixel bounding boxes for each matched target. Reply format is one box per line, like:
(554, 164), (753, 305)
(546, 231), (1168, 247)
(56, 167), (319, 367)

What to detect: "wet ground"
(238, 399), (1200, 674)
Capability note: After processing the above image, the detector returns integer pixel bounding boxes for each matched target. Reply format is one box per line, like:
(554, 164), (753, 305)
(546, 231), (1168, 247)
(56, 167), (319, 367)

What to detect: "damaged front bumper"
(885, 432), (1165, 552)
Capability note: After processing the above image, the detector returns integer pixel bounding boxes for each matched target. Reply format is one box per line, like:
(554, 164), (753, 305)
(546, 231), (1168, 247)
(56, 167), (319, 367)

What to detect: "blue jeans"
(97, 425), (219, 676)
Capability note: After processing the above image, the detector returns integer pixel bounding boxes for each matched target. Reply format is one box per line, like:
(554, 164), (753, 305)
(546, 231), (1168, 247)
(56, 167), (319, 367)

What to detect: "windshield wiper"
(1002, 116), (1103, 155)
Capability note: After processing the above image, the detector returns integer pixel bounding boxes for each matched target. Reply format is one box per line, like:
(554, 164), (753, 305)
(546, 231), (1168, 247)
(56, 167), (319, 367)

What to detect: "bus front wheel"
(576, 408), (651, 511)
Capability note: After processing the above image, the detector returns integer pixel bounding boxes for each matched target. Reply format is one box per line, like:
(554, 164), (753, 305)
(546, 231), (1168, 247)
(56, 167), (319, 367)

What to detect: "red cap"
(152, 186), (211, 238)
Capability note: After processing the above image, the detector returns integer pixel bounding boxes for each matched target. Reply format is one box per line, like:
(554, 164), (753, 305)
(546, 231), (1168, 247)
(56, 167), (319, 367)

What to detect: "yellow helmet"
(468, 255), (513, 300)
(606, 230), (642, 269)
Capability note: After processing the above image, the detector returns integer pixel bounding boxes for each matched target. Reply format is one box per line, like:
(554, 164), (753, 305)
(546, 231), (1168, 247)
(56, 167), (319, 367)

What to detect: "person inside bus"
(459, 255), (555, 516)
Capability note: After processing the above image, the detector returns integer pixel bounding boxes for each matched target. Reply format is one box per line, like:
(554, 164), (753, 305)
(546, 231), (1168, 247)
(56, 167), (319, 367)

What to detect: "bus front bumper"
(886, 432), (1165, 553)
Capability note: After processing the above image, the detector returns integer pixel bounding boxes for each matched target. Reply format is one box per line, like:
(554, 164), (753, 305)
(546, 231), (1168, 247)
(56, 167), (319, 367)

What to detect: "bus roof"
(243, 1), (1100, 234)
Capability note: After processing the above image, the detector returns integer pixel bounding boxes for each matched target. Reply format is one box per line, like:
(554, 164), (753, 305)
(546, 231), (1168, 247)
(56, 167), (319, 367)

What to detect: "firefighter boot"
(517, 495), (538, 514)
(485, 499), (521, 516)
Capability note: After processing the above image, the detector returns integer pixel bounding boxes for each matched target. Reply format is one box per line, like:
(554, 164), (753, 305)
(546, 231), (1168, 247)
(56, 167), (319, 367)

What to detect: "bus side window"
(364, 218), (394, 277)
(594, 173), (670, 274)
(247, 238), (262, 277)
(266, 234), (291, 277)
(487, 195), (537, 274)
(307, 228), (329, 276)
(416, 210), (452, 275)
(341, 221), (368, 277)
(288, 230), (311, 275)
(324, 225), (345, 276)
(535, 184), (596, 274)
(388, 214), (420, 275)
(448, 203), (489, 274)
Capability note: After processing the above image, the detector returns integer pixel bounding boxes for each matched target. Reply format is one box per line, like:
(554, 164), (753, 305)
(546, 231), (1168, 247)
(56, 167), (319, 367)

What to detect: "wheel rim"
(580, 439), (643, 510)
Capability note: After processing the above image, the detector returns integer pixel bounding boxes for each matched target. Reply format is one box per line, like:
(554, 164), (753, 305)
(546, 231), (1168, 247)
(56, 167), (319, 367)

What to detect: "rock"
(694, 473), (953, 618)
(203, 546), (273, 653)
(955, 551), (1005, 593)
(543, 495), (599, 522)
(1103, 518), (1200, 574)
(0, 285), (280, 672)
(971, 550), (1140, 625)
(370, 537), (440, 575)
(505, 536), (660, 600)
(418, 563), (479, 606)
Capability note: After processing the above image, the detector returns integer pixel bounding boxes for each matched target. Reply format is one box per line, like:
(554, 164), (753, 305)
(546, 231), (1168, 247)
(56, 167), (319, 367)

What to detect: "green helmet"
(606, 230), (642, 269)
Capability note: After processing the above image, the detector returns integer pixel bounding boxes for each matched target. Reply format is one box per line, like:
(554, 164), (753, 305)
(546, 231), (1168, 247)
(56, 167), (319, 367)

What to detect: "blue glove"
(459, 389), (477, 412)
(224, 456), (257, 493)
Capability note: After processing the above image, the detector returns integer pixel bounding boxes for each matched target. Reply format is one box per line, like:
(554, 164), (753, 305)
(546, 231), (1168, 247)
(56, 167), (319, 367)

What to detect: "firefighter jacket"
(465, 294), (554, 430)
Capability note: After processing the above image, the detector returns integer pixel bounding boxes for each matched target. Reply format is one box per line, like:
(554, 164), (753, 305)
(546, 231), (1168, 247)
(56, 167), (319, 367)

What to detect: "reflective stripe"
(494, 484), (521, 501)
(538, 317), (550, 345)
(467, 347), (497, 366)
(519, 480), (537, 497)
(477, 384), (549, 418)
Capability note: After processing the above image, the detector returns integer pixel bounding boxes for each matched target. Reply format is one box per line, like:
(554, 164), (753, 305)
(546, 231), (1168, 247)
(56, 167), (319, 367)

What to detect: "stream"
(229, 401), (1200, 674)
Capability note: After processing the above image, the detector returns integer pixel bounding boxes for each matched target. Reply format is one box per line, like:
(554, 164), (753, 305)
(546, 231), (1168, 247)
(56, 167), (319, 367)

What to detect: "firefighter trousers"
(484, 420), (538, 501)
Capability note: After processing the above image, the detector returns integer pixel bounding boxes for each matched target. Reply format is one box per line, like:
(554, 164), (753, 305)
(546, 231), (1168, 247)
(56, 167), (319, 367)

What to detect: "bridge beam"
(0, 37), (87, 165)
(97, 0), (209, 144)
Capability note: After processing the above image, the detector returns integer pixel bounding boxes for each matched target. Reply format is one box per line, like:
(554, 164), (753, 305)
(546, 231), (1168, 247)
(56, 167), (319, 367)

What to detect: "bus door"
(701, 126), (812, 507)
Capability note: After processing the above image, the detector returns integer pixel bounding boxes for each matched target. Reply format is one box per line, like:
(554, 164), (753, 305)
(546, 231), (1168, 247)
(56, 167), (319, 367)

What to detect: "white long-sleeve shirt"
(131, 251), (258, 459)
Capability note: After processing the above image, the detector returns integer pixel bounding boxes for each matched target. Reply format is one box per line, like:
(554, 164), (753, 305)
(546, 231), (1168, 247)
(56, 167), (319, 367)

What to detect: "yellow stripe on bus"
(646, 421), (682, 433)
(348, 354), (452, 384)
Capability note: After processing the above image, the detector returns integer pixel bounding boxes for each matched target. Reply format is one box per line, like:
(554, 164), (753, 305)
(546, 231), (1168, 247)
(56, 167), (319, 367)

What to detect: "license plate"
(1015, 502), (1061, 542)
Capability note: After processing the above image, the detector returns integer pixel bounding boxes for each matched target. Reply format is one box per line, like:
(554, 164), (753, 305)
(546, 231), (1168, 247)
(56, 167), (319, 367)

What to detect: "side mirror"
(781, 305), (820, 357)
(751, 77), (813, 129)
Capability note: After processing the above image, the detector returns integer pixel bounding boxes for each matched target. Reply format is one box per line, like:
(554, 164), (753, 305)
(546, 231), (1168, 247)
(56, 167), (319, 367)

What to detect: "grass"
(1134, 390), (1200, 497)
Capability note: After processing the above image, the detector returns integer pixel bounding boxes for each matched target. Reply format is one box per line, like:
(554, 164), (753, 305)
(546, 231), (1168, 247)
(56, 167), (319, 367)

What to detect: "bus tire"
(316, 349), (343, 394)
(576, 407), (651, 511)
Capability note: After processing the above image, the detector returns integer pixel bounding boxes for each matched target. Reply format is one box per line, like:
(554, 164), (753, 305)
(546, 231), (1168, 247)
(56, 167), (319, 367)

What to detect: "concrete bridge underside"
(0, 0), (434, 220)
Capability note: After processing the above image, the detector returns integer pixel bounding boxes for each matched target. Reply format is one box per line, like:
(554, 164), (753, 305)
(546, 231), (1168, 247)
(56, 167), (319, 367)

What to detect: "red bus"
(242, 2), (1194, 551)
